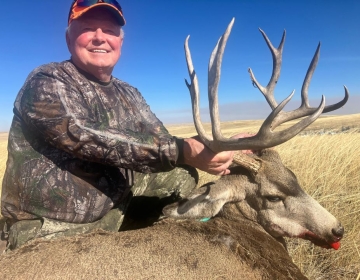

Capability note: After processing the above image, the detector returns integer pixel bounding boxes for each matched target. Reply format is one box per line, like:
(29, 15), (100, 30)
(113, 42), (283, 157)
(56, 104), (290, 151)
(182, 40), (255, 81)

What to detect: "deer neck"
(216, 170), (259, 223)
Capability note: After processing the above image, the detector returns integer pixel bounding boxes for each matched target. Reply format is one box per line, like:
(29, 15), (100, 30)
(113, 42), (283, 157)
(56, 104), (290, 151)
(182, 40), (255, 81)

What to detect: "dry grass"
(278, 131), (360, 280)
(0, 133), (8, 199)
(1, 114), (359, 279)
(168, 113), (360, 280)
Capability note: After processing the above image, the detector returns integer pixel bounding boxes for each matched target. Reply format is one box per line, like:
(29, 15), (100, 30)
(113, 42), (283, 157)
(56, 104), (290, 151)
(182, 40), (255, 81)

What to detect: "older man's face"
(66, 8), (123, 80)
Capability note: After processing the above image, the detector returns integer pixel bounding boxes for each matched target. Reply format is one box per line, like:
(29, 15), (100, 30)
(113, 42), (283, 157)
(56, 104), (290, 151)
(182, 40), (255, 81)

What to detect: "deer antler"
(184, 18), (349, 154)
(248, 29), (349, 129)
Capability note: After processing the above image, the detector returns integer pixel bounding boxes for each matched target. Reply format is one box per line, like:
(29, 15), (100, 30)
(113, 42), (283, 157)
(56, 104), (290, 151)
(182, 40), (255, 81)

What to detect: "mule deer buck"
(0, 19), (348, 280)
(163, 17), (348, 250)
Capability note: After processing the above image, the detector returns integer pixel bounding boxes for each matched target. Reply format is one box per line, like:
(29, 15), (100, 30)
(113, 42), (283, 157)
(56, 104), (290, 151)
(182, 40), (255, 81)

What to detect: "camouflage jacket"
(1, 60), (181, 223)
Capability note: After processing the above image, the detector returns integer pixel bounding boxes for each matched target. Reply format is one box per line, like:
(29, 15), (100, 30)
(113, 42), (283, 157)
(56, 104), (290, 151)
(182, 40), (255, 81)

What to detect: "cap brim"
(69, 3), (125, 26)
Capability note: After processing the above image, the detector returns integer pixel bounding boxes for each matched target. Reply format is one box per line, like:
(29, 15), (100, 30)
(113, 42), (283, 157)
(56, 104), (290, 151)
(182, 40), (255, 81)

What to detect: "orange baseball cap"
(68, 0), (126, 26)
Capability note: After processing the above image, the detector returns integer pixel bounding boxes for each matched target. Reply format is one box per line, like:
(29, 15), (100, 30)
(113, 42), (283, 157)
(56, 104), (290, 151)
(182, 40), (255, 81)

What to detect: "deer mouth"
(270, 224), (341, 250)
(299, 231), (341, 250)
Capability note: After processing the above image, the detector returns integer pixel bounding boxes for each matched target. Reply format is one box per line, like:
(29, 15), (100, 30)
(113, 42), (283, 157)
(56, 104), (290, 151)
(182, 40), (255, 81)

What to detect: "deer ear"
(163, 181), (245, 219)
(258, 149), (282, 163)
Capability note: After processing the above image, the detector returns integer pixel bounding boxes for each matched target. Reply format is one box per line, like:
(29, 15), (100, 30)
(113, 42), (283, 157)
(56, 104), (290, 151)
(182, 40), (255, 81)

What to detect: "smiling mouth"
(90, 49), (108, 53)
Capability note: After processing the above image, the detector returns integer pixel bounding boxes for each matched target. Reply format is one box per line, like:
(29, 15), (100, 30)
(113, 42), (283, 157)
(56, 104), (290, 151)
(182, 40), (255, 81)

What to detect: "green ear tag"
(199, 217), (211, 222)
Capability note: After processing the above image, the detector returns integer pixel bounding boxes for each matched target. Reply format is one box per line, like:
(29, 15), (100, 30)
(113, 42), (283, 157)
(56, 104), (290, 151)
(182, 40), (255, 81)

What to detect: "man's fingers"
(210, 168), (230, 176)
(230, 133), (255, 139)
(241, 149), (255, 155)
(212, 150), (234, 163)
(184, 137), (237, 175)
(222, 169), (231, 175)
(208, 157), (233, 176)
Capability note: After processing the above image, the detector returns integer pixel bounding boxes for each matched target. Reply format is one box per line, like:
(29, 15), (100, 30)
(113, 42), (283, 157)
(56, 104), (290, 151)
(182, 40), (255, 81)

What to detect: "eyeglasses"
(74, 0), (123, 13)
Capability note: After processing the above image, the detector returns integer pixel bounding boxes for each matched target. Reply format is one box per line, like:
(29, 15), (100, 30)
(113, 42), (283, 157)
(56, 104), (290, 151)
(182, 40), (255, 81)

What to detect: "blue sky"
(0, 0), (359, 132)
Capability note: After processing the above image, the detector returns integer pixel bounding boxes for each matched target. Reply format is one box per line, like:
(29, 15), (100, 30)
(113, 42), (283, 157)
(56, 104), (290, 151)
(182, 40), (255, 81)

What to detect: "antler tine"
(302, 43), (321, 108)
(257, 93), (326, 147)
(248, 29), (286, 110)
(269, 43), (349, 128)
(250, 32), (349, 130)
(184, 35), (213, 147)
(202, 91), (325, 152)
(208, 18), (235, 143)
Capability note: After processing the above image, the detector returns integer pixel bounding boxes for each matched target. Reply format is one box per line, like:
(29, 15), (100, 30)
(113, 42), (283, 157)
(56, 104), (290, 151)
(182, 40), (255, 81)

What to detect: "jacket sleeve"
(17, 68), (181, 173)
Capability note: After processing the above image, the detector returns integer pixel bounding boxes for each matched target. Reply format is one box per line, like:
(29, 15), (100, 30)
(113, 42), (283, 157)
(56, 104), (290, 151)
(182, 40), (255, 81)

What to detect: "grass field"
(1, 114), (359, 279)
(0, 133), (8, 195)
(168, 113), (360, 280)
(279, 133), (360, 279)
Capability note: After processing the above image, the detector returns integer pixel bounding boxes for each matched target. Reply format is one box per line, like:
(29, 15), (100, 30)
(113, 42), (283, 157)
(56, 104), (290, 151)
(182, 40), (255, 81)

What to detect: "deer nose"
(332, 225), (344, 238)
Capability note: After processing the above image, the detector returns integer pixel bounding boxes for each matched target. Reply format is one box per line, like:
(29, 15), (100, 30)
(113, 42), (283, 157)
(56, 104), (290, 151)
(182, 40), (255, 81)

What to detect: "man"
(1, 0), (235, 250)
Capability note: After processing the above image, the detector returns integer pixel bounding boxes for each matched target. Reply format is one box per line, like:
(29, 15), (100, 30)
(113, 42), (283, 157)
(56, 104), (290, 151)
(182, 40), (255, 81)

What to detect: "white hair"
(66, 23), (125, 38)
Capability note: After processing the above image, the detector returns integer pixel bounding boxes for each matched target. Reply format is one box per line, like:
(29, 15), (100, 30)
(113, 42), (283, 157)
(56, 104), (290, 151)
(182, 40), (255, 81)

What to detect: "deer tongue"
(330, 241), (341, 250)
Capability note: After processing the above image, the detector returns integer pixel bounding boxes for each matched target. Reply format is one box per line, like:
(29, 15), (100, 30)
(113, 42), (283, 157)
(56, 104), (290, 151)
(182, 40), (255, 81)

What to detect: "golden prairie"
(1, 114), (359, 279)
(167, 114), (360, 280)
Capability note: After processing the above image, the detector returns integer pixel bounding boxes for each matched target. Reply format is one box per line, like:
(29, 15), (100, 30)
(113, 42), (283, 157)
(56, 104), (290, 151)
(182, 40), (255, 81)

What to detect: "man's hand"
(182, 133), (254, 176)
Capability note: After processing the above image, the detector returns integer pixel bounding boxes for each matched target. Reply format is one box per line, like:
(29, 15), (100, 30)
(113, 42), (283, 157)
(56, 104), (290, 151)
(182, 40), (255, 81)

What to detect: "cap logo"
(68, 0), (125, 26)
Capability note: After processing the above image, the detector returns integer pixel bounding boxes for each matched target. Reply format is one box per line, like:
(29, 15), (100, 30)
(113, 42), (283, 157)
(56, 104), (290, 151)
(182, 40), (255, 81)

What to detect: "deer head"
(163, 18), (348, 250)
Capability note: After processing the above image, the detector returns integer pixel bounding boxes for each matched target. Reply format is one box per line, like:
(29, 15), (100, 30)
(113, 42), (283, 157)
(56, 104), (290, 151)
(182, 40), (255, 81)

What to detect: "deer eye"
(265, 196), (282, 202)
